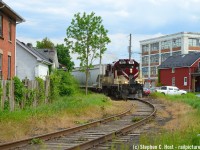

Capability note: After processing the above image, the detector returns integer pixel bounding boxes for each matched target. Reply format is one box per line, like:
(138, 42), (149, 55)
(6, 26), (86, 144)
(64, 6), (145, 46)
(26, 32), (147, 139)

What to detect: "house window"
(142, 67), (149, 77)
(150, 42), (159, 51)
(172, 38), (181, 48)
(8, 56), (11, 80)
(172, 68), (175, 73)
(8, 20), (11, 41)
(150, 67), (157, 75)
(142, 56), (149, 65)
(161, 40), (170, 49)
(142, 44), (149, 53)
(0, 54), (2, 79)
(184, 77), (187, 86)
(189, 38), (200, 47)
(172, 77), (175, 86)
(172, 51), (181, 56)
(0, 15), (2, 37)
(150, 54), (159, 63)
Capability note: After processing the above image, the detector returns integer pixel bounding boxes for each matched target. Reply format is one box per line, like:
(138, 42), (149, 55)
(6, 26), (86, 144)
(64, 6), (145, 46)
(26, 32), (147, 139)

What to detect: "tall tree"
(56, 44), (75, 72)
(65, 12), (111, 95)
(36, 37), (54, 49)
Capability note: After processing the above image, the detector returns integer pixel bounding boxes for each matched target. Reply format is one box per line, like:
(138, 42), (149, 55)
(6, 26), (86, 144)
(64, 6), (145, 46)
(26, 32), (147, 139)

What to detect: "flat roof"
(0, 1), (25, 23)
(140, 32), (200, 43)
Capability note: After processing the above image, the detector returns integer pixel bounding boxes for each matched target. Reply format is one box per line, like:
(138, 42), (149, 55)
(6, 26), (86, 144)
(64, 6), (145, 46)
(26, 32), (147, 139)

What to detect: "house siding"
(16, 43), (38, 80)
(160, 68), (190, 90)
(159, 58), (200, 91)
(0, 13), (16, 79)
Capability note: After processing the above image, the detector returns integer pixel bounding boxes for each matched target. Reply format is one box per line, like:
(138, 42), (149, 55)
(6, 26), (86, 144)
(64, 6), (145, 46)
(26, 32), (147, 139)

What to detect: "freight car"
(72, 59), (143, 99)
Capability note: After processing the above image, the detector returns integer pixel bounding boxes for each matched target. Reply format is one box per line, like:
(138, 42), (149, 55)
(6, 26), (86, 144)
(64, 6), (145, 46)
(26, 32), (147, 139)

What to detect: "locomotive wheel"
(103, 88), (109, 96)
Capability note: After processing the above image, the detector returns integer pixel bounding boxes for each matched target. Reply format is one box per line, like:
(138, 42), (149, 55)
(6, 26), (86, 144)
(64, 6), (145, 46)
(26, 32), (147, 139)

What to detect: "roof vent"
(182, 55), (185, 58)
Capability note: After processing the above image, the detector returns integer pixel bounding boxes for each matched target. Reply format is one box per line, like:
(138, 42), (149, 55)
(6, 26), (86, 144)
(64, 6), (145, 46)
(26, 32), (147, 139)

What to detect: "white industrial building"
(140, 32), (200, 88)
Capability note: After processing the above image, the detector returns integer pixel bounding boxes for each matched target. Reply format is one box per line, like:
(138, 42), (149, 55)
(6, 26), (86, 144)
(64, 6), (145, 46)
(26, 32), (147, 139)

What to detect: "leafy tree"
(65, 12), (111, 95)
(56, 44), (75, 72)
(36, 37), (54, 49)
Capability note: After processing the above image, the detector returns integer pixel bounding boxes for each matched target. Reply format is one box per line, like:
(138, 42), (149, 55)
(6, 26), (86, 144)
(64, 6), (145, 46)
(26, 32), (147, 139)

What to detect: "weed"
(30, 138), (43, 145)
(132, 117), (142, 122)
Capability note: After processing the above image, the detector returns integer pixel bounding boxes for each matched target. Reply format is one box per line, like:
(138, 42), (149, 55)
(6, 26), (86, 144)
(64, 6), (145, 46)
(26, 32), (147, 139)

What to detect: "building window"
(161, 53), (170, 62)
(161, 40), (170, 49)
(189, 38), (200, 47)
(0, 15), (2, 37)
(142, 44), (149, 53)
(142, 56), (149, 65)
(142, 67), (149, 77)
(184, 77), (187, 86)
(172, 77), (175, 86)
(0, 54), (2, 79)
(172, 68), (175, 73)
(8, 56), (11, 80)
(150, 67), (157, 75)
(150, 42), (159, 51)
(172, 51), (181, 56)
(172, 38), (181, 48)
(8, 20), (11, 41)
(150, 54), (159, 63)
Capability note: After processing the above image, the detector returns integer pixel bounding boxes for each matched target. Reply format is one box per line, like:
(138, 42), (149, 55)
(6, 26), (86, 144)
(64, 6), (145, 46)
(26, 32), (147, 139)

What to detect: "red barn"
(158, 53), (200, 92)
(0, 1), (24, 80)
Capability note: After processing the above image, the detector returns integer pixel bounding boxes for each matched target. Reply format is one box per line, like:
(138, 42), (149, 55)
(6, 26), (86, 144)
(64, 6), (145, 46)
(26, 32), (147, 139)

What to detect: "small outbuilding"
(158, 52), (200, 92)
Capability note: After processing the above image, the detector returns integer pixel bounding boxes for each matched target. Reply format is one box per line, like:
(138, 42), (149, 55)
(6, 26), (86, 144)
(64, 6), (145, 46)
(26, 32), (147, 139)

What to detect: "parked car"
(150, 87), (160, 93)
(156, 86), (187, 95)
(143, 88), (150, 96)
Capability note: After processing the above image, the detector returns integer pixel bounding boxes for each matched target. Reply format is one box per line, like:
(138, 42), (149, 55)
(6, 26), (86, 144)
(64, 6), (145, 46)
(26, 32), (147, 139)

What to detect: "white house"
(16, 39), (52, 80)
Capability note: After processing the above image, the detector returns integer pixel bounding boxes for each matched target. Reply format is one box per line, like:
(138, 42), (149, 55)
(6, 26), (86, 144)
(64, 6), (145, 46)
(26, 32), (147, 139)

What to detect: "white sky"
(4, 0), (200, 66)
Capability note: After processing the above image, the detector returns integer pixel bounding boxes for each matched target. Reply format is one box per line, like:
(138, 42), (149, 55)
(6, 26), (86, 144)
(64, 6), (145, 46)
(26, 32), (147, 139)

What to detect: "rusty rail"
(0, 103), (134, 150)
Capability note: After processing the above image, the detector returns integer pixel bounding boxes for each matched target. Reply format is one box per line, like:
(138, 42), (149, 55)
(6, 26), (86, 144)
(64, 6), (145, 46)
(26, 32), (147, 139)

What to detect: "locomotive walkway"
(0, 98), (156, 150)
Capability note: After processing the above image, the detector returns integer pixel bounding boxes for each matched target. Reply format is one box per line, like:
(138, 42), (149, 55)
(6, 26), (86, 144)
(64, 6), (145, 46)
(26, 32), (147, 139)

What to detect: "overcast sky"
(4, 0), (200, 66)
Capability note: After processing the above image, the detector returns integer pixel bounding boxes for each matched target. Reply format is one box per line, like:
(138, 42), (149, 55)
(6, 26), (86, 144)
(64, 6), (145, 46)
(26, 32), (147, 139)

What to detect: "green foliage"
(49, 70), (79, 99)
(65, 12), (111, 94)
(58, 71), (79, 96)
(36, 37), (54, 49)
(13, 77), (24, 106)
(35, 77), (45, 104)
(31, 138), (43, 145)
(56, 44), (74, 72)
(49, 71), (61, 101)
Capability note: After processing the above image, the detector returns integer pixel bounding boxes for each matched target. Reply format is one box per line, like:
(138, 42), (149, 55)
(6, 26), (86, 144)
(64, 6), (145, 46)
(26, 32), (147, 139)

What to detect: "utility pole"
(129, 34), (132, 60)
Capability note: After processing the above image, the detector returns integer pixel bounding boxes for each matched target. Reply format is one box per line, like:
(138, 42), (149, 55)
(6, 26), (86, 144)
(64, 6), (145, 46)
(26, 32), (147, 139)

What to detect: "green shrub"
(13, 77), (24, 108)
(35, 77), (45, 104)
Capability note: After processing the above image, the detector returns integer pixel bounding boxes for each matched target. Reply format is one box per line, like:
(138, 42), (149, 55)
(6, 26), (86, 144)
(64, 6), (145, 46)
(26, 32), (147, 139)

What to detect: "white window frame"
(172, 77), (175, 86)
(184, 77), (187, 86)
(172, 68), (175, 73)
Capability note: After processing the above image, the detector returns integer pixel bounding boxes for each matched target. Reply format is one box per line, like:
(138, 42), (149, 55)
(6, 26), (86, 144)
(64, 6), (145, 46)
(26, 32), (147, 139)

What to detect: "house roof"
(0, 1), (25, 23)
(158, 52), (200, 69)
(16, 39), (52, 65)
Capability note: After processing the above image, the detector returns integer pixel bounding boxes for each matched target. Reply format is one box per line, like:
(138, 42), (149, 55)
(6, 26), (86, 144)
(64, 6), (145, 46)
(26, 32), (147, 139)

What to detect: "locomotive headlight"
(130, 68), (133, 73)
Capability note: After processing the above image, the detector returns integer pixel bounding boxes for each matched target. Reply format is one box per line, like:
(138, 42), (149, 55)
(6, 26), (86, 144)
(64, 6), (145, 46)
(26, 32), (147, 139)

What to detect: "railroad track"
(0, 98), (156, 150)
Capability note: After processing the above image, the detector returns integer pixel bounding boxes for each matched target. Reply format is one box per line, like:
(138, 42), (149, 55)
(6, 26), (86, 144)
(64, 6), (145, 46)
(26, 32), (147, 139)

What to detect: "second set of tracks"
(0, 98), (156, 150)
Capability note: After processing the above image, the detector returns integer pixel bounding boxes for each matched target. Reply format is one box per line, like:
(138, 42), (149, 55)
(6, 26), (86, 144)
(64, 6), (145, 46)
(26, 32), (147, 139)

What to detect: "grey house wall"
(16, 44), (38, 80)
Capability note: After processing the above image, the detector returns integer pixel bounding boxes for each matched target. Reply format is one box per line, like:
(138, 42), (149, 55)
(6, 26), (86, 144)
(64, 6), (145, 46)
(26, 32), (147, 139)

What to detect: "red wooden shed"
(158, 53), (200, 92)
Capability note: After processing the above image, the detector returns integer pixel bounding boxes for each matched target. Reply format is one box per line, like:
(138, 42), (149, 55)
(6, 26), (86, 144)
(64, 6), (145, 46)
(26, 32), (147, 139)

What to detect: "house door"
(195, 76), (200, 92)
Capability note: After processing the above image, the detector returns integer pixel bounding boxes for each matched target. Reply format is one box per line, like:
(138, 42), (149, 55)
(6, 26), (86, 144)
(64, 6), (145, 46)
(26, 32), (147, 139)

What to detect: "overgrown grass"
(140, 92), (200, 147)
(0, 93), (111, 123)
(151, 92), (200, 110)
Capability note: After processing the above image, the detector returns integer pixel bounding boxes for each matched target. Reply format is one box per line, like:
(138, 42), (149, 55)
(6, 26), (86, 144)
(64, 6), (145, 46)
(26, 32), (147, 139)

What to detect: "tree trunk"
(85, 68), (89, 95)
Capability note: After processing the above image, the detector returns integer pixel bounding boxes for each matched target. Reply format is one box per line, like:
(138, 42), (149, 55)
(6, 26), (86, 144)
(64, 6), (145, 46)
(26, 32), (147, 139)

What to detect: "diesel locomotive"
(72, 59), (143, 99)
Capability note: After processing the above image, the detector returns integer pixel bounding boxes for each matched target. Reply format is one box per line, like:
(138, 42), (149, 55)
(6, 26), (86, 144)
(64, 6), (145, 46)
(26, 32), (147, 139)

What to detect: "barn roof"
(158, 52), (200, 69)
